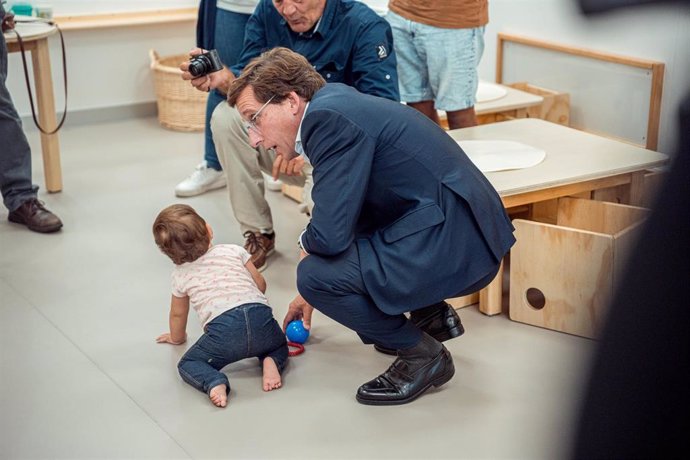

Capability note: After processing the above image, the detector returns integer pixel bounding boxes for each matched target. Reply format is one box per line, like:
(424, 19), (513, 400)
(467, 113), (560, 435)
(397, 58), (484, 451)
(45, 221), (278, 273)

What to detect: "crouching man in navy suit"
(227, 48), (515, 405)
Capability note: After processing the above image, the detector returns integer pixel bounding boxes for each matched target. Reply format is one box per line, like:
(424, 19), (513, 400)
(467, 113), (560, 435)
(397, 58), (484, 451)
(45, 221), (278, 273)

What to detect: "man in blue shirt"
(182, 0), (398, 271)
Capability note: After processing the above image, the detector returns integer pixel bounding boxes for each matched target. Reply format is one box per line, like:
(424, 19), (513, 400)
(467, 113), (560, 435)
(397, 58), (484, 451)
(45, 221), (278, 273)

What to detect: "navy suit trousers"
(297, 244), (500, 350)
(297, 245), (424, 350)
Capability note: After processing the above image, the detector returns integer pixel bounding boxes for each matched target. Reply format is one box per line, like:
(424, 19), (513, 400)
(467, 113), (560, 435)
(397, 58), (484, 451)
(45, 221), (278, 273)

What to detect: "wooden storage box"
(509, 197), (648, 338)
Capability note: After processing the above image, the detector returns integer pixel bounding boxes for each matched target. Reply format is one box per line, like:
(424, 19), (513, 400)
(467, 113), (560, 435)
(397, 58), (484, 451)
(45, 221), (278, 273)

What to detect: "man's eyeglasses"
(245, 95), (276, 133)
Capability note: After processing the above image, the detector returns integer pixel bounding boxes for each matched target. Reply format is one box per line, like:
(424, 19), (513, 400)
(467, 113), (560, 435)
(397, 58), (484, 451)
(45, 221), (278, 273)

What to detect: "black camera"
(188, 49), (223, 77)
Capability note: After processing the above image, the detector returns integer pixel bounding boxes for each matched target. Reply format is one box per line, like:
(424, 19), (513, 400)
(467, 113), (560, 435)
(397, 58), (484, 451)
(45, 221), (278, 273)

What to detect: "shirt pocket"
(381, 203), (445, 244)
(316, 61), (345, 83)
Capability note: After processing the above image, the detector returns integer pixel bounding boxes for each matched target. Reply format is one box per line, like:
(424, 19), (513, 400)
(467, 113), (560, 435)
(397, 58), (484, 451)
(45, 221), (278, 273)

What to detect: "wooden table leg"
(628, 171), (645, 206)
(31, 37), (62, 192)
(479, 259), (504, 316)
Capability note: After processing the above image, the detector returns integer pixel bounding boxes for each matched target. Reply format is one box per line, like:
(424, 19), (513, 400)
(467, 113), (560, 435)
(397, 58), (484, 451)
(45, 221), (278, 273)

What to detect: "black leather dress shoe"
(357, 333), (455, 406)
(374, 301), (464, 355)
(8, 198), (63, 233)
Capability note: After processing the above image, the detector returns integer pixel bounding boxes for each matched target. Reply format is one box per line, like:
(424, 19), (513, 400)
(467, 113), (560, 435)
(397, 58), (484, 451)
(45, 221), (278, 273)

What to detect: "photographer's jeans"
(0, 31), (39, 212)
(177, 303), (288, 396)
(203, 9), (251, 171)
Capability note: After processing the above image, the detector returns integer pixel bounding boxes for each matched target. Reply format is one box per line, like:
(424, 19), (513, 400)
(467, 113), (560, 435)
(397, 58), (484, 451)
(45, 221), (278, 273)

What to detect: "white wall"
(7, 20), (198, 122)
(7, 0), (197, 15)
(482, 0), (689, 155)
(6, 0), (689, 154)
(5, 1), (198, 124)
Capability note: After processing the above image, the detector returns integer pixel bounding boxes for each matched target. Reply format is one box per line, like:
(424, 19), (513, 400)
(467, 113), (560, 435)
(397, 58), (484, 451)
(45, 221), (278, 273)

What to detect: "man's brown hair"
(153, 204), (210, 265)
(227, 47), (326, 106)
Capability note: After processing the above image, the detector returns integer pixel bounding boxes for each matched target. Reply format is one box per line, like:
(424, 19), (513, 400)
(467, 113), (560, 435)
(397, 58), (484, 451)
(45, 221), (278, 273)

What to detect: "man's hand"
(1, 12), (16, 33)
(156, 332), (187, 345)
(283, 294), (314, 331)
(179, 48), (233, 93)
(272, 154), (305, 180)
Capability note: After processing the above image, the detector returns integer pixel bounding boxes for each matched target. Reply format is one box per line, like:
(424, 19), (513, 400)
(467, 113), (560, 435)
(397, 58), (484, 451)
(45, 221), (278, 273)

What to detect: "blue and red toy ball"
(285, 320), (310, 344)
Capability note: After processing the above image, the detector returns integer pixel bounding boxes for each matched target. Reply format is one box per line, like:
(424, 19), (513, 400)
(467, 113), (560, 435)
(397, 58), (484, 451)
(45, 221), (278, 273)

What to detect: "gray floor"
(1, 117), (593, 459)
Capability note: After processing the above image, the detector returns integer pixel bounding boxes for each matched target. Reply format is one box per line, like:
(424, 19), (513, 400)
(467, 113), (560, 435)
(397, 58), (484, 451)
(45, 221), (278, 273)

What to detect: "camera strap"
(10, 18), (68, 135)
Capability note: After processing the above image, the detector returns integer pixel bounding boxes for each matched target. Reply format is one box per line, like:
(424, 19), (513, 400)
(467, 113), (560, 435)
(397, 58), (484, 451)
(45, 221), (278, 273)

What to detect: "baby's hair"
(153, 204), (210, 265)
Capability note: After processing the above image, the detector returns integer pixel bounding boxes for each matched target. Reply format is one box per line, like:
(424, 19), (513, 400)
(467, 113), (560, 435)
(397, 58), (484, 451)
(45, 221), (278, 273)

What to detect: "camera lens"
(188, 56), (209, 77)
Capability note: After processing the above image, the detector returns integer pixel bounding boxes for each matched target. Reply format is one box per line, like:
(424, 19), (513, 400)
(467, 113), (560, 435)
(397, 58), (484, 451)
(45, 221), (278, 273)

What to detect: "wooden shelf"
(54, 8), (197, 31)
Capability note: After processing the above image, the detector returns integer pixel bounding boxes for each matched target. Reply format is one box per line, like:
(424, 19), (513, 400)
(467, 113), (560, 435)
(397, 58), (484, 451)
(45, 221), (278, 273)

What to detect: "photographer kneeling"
(179, 0), (399, 272)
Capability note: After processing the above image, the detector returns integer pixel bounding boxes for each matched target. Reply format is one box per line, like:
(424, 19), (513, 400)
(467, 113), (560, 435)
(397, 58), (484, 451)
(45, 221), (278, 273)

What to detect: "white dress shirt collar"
(295, 101), (310, 158)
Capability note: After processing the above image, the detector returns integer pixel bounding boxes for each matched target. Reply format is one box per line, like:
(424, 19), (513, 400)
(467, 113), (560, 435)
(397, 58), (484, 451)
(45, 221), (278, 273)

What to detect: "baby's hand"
(156, 332), (187, 345)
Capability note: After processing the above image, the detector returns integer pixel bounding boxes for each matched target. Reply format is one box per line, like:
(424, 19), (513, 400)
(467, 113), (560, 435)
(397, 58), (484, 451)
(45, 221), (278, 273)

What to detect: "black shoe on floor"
(374, 301), (464, 355)
(357, 333), (455, 406)
(8, 198), (63, 233)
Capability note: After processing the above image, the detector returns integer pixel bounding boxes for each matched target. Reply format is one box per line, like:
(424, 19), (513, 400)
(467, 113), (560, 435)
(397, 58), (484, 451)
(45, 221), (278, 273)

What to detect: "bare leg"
(408, 101), (441, 126)
(209, 384), (228, 408)
(262, 357), (282, 391)
(446, 107), (477, 129)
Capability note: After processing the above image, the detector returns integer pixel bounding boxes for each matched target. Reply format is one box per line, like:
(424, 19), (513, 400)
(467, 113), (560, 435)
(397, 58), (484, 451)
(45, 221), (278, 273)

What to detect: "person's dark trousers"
(298, 244), (502, 351)
(0, 32), (38, 212)
(203, 8), (250, 171)
(297, 245), (424, 350)
(177, 303), (288, 396)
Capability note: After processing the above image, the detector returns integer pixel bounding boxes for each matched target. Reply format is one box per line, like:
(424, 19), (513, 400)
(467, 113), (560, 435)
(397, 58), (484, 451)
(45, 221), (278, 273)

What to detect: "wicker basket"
(149, 50), (208, 132)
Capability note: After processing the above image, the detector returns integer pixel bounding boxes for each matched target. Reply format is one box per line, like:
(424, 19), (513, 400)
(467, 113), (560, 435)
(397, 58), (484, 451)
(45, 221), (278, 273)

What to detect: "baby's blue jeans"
(177, 303), (288, 395)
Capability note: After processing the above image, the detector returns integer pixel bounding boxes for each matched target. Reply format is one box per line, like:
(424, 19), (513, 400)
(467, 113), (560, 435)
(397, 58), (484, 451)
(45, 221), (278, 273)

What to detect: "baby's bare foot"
(262, 357), (282, 392)
(209, 384), (228, 407)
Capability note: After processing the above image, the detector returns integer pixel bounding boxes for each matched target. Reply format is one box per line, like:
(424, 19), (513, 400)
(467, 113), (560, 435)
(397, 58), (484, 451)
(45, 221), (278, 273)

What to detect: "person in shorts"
(386, 0), (487, 129)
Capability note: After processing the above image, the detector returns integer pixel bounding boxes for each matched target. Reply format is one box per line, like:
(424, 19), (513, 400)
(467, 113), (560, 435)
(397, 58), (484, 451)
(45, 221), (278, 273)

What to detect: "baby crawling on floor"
(153, 204), (288, 407)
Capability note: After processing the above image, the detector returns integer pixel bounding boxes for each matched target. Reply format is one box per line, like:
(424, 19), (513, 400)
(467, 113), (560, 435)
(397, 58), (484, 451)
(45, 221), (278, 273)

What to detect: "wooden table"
(5, 21), (62, 192)
(437, 81), (544, 128)
(476, 82), (543, 117)
(284, 82), (545, 204)
(447, 119), (668, 315)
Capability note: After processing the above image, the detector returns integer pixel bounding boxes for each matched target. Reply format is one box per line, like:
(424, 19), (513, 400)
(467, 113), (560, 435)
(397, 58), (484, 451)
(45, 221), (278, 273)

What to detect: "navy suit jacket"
(300, 84), (515, 315)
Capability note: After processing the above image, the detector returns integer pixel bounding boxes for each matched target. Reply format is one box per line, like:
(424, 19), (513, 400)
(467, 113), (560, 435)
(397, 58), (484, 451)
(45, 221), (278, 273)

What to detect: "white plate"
(457, 140), (546, 172)
(476, 81), (508, 103)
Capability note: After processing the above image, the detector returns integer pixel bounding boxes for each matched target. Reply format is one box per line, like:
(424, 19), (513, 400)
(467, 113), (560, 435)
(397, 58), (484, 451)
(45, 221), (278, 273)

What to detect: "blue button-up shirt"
(230, 0), (399, 101)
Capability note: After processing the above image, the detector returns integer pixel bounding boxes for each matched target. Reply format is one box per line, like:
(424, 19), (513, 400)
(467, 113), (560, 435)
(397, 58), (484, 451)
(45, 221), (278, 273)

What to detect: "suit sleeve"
(301, 110), (376, 256)
(350, 19), (400, 102)
(229, 0), (269, 76)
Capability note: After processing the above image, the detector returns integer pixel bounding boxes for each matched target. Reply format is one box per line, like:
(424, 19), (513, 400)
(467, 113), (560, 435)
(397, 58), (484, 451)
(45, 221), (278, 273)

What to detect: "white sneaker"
(262, 171), (283, 192)
(175, 161), (226, 197)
